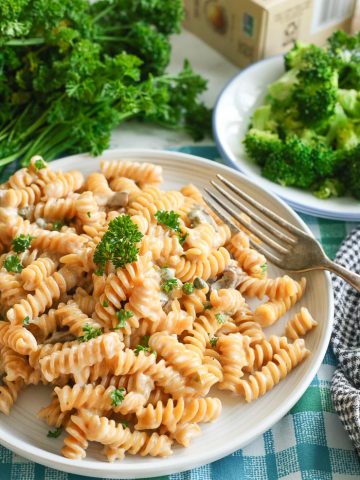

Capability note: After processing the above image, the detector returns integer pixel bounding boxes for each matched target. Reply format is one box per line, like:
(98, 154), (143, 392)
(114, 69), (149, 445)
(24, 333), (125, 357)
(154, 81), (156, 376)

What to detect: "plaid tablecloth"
(0, 146), (359, 480)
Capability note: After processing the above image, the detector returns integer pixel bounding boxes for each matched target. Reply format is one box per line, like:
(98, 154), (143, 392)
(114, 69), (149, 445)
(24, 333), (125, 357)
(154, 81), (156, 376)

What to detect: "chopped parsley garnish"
(178, 232), (188, 245)
(155, 210), (181, 232)
(12, 234), (35, 253)
(102, 300), (109, 308)
(155, 210), (187, 245)
(134, 344), (151, 355)
(209, 335), (219, 348)
(52, 220), (63, 231)
(93, 215), (143, 275)
(87, 212), (92, 218)
(194, 277), (207, 289)
(215, 313), (226, 324)
(260, 263), (267, 274)
(4, 255), (23, 273)
(121, 420), (129, 428)
(115, 309), (133, 329)
(34, 159), (47, 171)
(134, 337), (157, 357)
(161, 278), (178, 293)
(47, 427), (62, 438)
(23, 316), (30, 326)
(110, 387), (126, 407)
(78, 324), (103, 342)
(182, 282), (194, 295)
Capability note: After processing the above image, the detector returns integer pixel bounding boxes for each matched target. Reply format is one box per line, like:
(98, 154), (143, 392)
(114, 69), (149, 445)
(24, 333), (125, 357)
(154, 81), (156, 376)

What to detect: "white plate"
(213, 55), (360, 221)
(0, 149), (333, 478)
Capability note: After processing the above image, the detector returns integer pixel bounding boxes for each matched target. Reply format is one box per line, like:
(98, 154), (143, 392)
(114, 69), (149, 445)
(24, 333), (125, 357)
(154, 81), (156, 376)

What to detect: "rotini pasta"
(0, 157), (315, 463)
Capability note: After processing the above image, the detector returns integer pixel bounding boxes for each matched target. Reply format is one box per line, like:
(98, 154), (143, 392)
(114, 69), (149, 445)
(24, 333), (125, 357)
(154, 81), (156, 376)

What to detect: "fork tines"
(203, 174), (309, 266)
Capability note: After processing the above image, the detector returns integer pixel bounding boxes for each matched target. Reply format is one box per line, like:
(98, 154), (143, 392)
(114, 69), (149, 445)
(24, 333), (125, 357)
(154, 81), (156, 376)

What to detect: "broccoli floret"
(250, 105), (277, 131)
(266, 69), (298, 108)
(243, 129), (282, 166)
(341, 145), (360, 199)
(296, 45), (336, 83)
(293, 84), (337, 126)
(262, 136), (316, 188)
(337, 89), (360, 117)
(313, 178), (345, 199)
(261, 135), (337, 189)
(335, 123), (360, 150)
(289, 45), (339, 126)
(284, 41), (309, 70)
(328, 30), (360, 90)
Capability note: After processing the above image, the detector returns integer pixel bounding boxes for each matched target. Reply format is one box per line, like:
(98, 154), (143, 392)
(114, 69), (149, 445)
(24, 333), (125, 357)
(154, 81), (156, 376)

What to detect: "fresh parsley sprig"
(4, 255), (23, 273)
(93, 215), (143, 275)
(155, 210), (181, 232)
(78, 324), (103, 342)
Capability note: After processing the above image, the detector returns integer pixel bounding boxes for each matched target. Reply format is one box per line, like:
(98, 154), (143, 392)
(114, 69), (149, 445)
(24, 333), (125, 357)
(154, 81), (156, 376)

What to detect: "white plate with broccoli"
(213, 32), (360, 221)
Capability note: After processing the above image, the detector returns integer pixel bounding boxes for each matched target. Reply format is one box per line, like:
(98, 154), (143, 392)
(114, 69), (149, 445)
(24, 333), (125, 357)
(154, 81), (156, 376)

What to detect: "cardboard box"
(183, 0), (356, 67)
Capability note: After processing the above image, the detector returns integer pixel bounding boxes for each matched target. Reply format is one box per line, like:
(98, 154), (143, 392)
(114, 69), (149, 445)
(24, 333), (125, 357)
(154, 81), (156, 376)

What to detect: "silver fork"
(204, 174), (360, 292)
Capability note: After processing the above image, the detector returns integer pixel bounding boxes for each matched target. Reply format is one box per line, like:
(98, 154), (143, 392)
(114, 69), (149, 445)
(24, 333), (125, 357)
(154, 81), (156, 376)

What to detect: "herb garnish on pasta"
(93, 215), (143, 275)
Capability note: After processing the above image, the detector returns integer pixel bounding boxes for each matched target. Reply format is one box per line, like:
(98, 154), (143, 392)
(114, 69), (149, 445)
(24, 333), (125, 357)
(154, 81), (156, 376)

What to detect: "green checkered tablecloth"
(0, 146), (359, 480)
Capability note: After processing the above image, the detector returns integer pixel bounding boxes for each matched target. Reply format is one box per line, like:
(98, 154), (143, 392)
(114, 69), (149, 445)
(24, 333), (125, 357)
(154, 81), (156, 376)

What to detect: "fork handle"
(324, 259), (360, 293)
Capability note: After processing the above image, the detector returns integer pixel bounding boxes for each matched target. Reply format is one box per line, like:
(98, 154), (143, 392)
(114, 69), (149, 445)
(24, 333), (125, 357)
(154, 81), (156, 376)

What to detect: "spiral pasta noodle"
(73, 410), (173, 458)
(101, 160), (163, 186)
(40, 332), (123, 383)
(285, 308), (318, 340)
(254, 278), (307, 327)
(135, 397), (222, 432)
(239, 339), (310, 402)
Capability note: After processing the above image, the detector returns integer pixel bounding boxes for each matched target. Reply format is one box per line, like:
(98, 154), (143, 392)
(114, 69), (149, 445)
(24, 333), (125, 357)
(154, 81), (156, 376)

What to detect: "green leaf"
(155, 210), (181, 233)
(209, 335), (218, 348)
(78, 323), (103, 342)
(23, 315), (30, 326)
(115, 309), (133, 329)
(161, 278), (178, 293)
(110, 387), (126, 407)
(93, 215), (143, 271)
(182, 282), (194, 295)
(12, 234), (35, 253)
(4, 255), (23, 273)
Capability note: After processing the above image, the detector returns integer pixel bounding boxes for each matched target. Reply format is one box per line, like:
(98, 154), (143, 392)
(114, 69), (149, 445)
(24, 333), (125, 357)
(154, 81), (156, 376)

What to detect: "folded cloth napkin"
(331, 226), (360, 454)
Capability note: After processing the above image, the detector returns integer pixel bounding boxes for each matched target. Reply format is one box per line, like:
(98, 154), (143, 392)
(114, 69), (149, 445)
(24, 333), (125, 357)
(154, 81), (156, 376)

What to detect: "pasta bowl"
(0, 148), (333, 478)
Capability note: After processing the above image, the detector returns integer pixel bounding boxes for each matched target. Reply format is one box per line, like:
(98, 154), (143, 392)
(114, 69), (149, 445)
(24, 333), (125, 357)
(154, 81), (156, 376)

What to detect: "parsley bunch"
(0, 0), (210, 170)
(93, 215), (143, 274)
